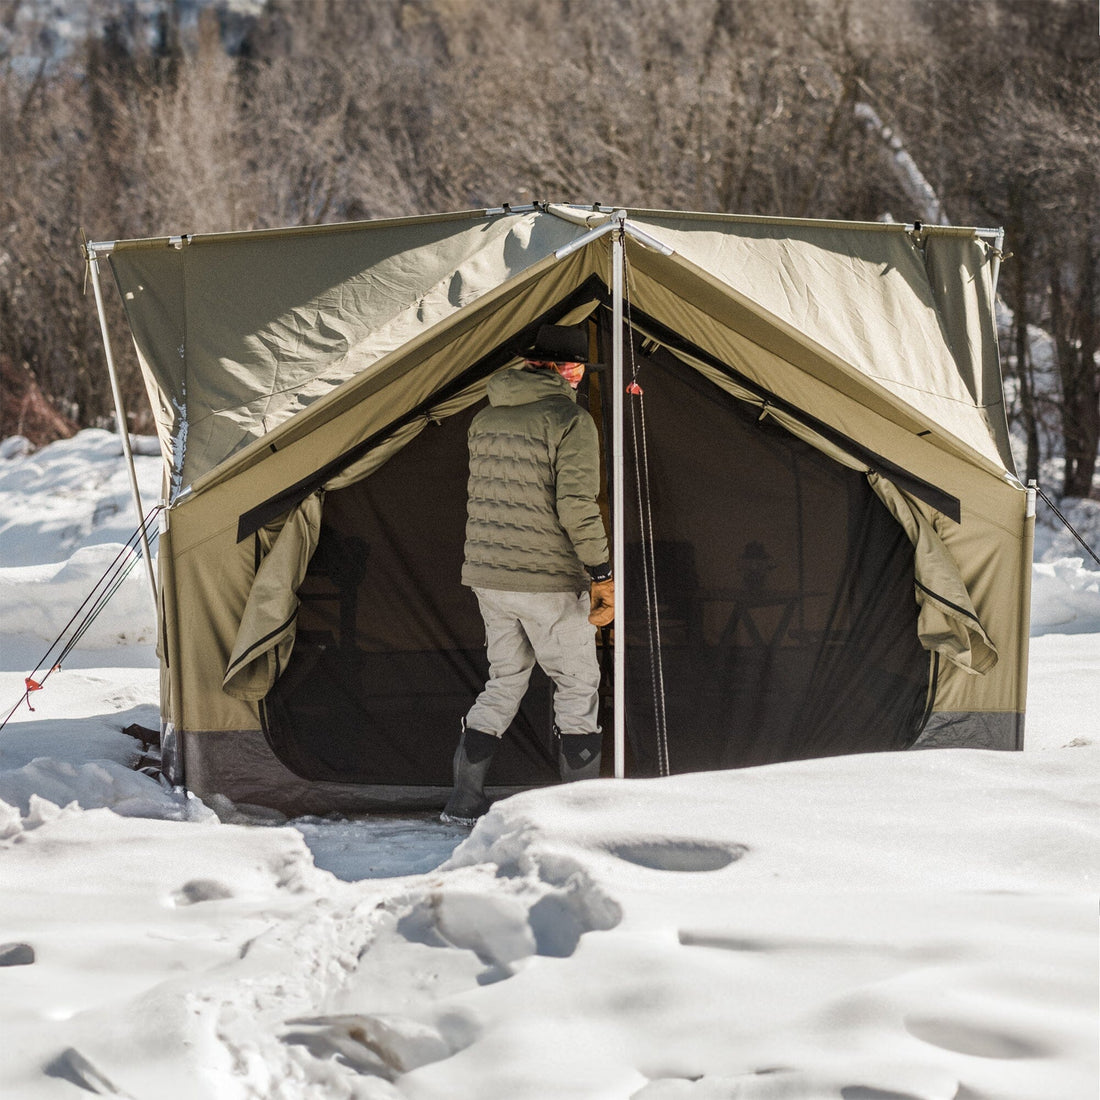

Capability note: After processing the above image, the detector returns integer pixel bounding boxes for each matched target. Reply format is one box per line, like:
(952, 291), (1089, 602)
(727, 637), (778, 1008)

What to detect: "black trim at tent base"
(262, 646), (559, 788)
(259, 333), (930, 792)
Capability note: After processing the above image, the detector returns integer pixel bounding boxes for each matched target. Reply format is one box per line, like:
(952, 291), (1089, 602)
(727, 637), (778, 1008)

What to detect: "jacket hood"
(487, 366), (577, 407)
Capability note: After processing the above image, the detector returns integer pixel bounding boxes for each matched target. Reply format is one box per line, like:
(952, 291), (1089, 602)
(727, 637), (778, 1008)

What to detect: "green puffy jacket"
(462, 366), (609, 593)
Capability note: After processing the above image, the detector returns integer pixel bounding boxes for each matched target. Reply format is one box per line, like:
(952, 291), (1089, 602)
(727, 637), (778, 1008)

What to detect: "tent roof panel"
(109, 209), (590, 490)
(103, 205), (1013, 502)
(628, 215), (1013, 473)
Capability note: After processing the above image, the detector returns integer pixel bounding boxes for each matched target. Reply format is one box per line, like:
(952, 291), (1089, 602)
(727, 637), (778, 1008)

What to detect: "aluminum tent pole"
(86, 247), (158, 611)
(990, 228), (1006, 301)
(611, 211), (627, 779)
(1017, 480), (1037, 751)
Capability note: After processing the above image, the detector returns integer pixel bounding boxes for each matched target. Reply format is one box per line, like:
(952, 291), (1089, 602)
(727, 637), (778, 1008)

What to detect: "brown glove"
(588, 577), (615, 627)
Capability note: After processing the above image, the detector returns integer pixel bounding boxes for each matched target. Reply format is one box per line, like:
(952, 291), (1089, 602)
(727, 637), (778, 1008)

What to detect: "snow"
(0, 430), (1097, 1100)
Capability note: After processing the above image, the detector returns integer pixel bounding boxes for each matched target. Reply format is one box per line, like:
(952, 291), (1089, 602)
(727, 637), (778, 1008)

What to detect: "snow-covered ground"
(0, 430), (1097, 1100)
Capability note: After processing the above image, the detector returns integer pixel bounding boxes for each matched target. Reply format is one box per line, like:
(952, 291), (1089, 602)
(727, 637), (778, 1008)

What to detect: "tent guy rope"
(0, 508), (162, 732)
(622, 245), (672, 777)
(1034, 484), (1100, 568)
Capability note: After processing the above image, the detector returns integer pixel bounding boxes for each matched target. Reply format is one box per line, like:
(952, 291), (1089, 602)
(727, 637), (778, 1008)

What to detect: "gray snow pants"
(464, 587), (601, 737)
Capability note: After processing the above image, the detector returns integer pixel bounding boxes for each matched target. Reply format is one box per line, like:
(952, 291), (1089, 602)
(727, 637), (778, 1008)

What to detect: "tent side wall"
(913, 489), (1034, 749)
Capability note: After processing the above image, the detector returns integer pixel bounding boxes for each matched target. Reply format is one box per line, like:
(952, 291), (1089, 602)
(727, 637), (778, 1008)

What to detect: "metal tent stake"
(611, 212), (626, 779)
(86, 248), (159, 612)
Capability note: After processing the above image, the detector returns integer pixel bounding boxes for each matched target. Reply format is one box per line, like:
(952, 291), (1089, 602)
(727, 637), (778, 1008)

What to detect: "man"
(442, 324), (615, 826)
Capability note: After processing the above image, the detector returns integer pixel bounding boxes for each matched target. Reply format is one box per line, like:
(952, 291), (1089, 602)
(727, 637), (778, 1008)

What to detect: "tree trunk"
(1015, 309), (1041, 486)
(1051, 246), (1100, 499)
(1008, 207), (1041, 485)
(853, 99), (946, 226)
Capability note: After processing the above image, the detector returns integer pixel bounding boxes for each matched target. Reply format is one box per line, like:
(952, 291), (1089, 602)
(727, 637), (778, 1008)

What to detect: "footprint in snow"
(0, 942), (35, 966)
(283, 1011), (474, 1079)
(171, 879), (235, 905)
(45, 1048), (137, 1099)
(603, 838), (746, 872)
(905, 1015), (1051, 1061)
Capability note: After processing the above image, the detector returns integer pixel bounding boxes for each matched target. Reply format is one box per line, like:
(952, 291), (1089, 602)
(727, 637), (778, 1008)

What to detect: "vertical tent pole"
(990, 228), (1006, 302)
(611, 212), (627, 778)
(87, 246), (159, 611)
(551, 210), (673, 778)
(1018, 480), (1037, 750)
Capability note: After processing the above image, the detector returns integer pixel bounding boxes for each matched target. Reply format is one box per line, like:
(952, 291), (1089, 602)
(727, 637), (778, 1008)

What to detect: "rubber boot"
(441, 726), (500, 826)
(558, 731), (603, 783)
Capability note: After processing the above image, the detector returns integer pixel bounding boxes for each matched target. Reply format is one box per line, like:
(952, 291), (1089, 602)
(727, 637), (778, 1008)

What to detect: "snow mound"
(0, 756), (211, 822)
(0, 544), (155, 647)
(0, 435), (34, 460)
(0, 429), (162, 569)
(1030, 556), (1100, 635)
(449, 745), (1100, 893)
(1034, 496), (1100, 565)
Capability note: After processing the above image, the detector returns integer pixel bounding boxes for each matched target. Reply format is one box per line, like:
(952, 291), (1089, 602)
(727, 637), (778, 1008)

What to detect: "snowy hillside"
(0, 431), (1097, 1100)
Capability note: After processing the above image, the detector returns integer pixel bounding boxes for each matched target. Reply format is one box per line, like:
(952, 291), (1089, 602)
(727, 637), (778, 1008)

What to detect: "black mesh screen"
(263, 344), (929, 788)
(621, 348), (928, 774)
(262, 404), (559, 787)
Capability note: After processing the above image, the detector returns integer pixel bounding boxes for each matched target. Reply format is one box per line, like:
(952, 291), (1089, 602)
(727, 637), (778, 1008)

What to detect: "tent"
(86, 203), (1033, 815)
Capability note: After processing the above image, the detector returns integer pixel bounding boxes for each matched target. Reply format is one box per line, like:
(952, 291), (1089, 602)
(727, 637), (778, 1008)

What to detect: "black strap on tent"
(1, 507), (162, 732)
(236, 277), (610, 543)
(1034, 485), (1100, 567)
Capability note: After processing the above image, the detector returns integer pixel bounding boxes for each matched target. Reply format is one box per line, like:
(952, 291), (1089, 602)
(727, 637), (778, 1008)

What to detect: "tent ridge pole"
(86, 247), (158, 611)
(611, 211), (626, 780)
(622, 222), (675, 256)
(556, 219), (617, 260)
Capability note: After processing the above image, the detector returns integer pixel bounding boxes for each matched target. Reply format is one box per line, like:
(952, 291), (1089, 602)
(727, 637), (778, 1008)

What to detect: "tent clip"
(79, 228), (92, 295)
(485, 203), (539, 217)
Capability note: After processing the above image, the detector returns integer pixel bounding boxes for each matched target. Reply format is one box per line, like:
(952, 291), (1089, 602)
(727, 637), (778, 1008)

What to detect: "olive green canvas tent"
(87, 203), (1032, 815)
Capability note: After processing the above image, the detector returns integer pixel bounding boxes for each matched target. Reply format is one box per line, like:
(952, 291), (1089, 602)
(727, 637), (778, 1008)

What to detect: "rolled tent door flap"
(221, 390), (492, 704)
(868, 473), (997, 675)
(223, 492), (323, 700)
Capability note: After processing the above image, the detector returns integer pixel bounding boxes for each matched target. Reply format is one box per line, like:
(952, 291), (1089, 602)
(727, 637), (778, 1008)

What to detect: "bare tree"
(910, 0), (1100, 496)
(1, 0), (1096, 494)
